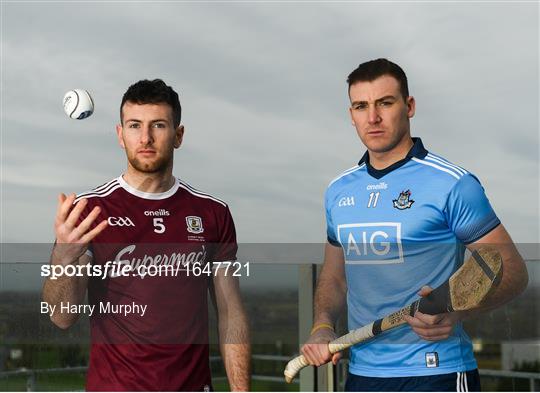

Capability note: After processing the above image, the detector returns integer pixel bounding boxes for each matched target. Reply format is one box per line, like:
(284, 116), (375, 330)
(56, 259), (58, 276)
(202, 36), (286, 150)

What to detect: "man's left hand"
(403, 286), (462, 341)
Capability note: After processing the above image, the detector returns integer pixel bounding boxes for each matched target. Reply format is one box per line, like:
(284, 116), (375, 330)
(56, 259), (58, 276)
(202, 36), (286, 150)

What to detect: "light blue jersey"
(325, 138), (500, 377)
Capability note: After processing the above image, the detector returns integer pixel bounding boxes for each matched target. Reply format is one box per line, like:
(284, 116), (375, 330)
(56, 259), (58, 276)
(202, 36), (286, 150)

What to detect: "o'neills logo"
(109, 244), (206, 278)
(366, 182), (388, 190)
(144, 209), (170, 217)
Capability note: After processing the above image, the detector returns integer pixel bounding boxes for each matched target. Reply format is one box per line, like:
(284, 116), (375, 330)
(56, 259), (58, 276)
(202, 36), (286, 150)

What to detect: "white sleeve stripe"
(177, 179), (227, 204)
(425, 155), (467, 175)
(328, 164), (365, 188)
(76, 180), (120, 199)
(412, 158), (461, 180)
(76, 178), (118, 198)
(74, 184), (122, 203)
(426, 153), (468, 174)
(177, 182), (227, 207)
(91, 178), (119, 193)
(426, 154), (468, 175)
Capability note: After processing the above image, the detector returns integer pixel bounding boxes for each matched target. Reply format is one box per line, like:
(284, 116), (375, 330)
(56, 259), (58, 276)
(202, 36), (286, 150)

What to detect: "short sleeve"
(325, 189), (340, 247)
(444, 174), (501, 244)
(212, 206), (238, 262)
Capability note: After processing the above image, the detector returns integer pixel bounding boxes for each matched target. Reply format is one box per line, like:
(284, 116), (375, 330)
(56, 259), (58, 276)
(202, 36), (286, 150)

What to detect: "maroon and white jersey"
(75, 175), (237, 391)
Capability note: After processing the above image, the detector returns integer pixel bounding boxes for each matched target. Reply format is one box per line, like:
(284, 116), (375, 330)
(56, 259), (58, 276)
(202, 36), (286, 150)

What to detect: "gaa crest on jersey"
(186, 216), (204, 234)
(107, 216), (135, 227)
(393, 190), (414, 210)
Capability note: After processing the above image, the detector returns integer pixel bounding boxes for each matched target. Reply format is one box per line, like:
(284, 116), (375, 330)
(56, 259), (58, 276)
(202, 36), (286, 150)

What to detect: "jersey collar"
(118, 175), (180, 200)
(358, 137), (428, 179)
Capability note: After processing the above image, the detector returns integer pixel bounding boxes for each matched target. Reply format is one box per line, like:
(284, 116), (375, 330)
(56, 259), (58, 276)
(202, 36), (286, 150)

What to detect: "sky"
(1, 1), (539, 290)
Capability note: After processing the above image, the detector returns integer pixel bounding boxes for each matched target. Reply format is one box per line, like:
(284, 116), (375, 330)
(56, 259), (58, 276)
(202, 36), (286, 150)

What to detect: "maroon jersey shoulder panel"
(76, 177), (236, 253)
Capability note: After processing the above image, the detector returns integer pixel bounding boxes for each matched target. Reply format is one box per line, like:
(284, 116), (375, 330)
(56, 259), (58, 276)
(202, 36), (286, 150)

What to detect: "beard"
(126, 149), (173, 174)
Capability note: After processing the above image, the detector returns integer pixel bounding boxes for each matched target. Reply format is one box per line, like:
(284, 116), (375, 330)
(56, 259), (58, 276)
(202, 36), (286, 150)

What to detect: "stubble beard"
(127, 148), (174, 174)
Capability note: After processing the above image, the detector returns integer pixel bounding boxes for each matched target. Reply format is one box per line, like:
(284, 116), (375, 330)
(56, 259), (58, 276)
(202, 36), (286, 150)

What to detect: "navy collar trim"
(358, 137), (428, 179)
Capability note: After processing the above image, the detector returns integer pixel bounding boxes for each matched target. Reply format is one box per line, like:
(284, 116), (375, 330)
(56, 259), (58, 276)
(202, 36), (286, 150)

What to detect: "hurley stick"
(284, 246), (503, 383)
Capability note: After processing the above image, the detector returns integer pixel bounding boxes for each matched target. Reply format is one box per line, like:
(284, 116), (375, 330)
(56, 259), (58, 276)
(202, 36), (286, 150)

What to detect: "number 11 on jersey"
(367, 192), (380, 208)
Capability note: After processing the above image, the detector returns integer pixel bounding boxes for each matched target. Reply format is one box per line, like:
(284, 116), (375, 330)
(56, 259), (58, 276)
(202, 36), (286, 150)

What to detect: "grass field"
(0, 372), (86, 391)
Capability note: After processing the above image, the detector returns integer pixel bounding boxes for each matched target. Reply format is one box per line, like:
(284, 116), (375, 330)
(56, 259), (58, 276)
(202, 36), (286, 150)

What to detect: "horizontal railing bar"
(1, 365), (537, 383)
(211, 354), (290, 362)
(252, 354), (290, 361)
(0, 366), (87, 377)
(252, 374), (297, 383)
(479, 369), (540, 380)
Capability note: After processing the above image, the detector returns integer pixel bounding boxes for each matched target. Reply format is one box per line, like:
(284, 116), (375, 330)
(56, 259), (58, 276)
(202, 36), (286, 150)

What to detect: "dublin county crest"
(186, 216), (204, 234)
(393, 190), (414, 210)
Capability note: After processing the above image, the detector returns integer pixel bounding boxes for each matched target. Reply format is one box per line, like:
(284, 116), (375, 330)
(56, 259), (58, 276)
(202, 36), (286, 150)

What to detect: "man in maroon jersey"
(43, 79), (250, 391)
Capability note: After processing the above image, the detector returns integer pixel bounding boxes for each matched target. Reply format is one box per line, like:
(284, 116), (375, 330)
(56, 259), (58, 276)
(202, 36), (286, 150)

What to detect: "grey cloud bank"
(2, 2), (538, 252)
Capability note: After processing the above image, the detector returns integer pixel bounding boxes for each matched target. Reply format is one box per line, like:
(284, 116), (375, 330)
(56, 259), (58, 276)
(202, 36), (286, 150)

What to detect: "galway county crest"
(393, 190), (414, 210)
(186, 216), (204, 234)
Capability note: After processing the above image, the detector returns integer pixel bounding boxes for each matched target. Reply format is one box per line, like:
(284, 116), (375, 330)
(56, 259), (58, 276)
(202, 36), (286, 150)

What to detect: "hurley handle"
(284, 247), (502, 383)
(284, 284), (453, 383)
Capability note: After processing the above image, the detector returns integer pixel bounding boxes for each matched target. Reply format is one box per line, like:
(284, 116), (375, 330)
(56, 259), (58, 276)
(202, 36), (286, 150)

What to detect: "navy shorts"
(345, 369), (480, 392)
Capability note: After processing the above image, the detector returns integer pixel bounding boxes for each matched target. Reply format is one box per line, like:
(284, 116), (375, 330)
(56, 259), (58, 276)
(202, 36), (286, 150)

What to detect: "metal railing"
(210, 354), (296, 384)
(0, 355), (297, 391)
(1, 359), (539, 391)
(479, 368), (540, 391)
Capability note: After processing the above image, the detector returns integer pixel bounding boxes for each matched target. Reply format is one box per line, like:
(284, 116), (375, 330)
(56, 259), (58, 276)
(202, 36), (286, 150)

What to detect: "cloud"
(2, 2), (538, 252)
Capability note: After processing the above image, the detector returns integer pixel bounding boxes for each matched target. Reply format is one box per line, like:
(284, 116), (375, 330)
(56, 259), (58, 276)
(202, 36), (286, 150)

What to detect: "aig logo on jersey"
(186, 216), (204, 234)
(337, 222), (403, 264)
(107, 217), (135, 227)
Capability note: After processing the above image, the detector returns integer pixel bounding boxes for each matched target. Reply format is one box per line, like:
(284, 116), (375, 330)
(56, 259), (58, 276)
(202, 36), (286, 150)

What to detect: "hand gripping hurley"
(284, 247), (503, 383)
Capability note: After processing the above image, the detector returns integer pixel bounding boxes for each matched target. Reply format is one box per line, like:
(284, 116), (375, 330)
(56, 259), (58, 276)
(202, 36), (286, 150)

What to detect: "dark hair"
(120, 79), (181, 127)
(347, 59), (409, 100)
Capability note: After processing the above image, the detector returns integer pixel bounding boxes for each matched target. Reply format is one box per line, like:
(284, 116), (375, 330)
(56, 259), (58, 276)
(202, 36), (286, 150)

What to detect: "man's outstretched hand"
(53, 193), (107, 265)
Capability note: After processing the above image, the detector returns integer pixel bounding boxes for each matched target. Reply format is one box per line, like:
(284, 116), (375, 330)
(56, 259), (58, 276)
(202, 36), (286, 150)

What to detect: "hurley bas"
(41, 301), (147, 318)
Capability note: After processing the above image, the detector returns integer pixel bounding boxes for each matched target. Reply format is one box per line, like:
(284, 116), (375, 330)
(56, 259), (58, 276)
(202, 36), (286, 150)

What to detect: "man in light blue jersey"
(300, 59), (528, 391)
